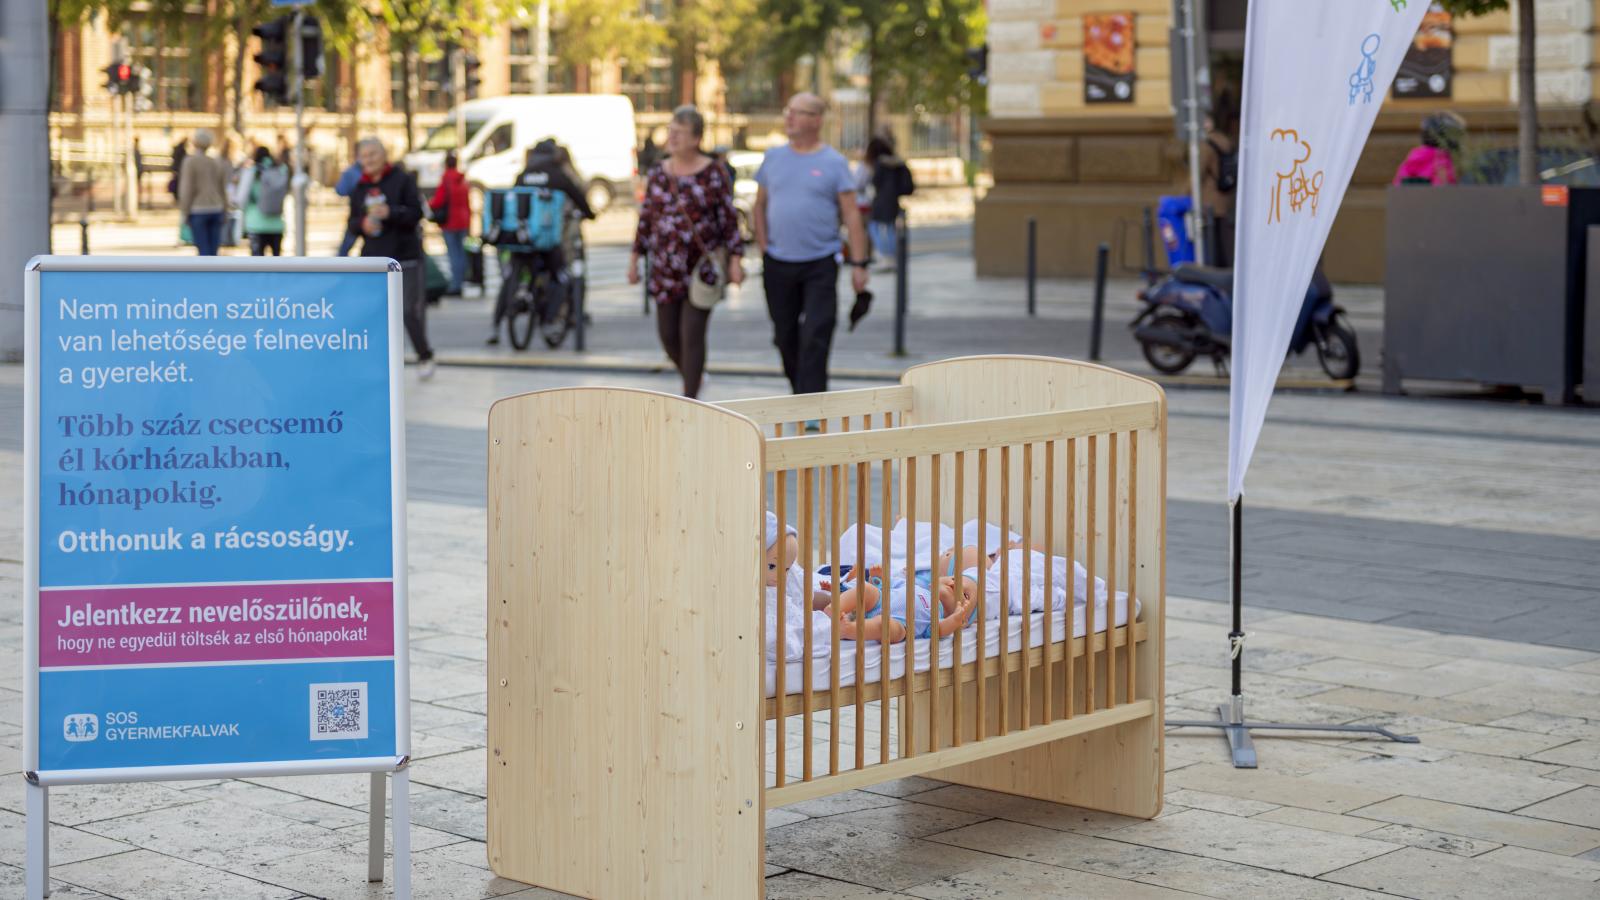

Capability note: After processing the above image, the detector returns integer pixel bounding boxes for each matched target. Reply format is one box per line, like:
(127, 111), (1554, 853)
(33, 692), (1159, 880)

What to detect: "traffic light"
(104, 62), (135, 95)
(463, 53), (481, 99)
(300, 15), (324, 80)
(252, 16), (291, 104)
(966, 44), (988, 86)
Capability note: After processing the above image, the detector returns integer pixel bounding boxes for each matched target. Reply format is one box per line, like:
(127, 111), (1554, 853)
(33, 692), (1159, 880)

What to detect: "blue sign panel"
(28, 262), (405, 776)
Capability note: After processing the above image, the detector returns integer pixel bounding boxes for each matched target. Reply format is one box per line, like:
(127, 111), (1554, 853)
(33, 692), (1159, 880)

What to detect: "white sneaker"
(419, 359), (437, 380)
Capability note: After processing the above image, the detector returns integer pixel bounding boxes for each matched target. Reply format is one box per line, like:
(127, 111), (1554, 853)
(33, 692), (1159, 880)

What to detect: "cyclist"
(488, 139), (596, 345)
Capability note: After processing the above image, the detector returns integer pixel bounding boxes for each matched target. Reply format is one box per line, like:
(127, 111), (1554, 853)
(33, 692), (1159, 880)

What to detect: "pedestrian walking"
(233, 146), (289, 256)
(753, 92), (871, 397)
(430, 152), (472, 296)
(349, 137), (435, 378)
(1199, 92), (1239, 266)
(168, 136), (187, 203)
(177, 128), (232, 257)
(863, 136), (914, 272)
(334, 159), (364, 256)
(628, 105), (745, 399)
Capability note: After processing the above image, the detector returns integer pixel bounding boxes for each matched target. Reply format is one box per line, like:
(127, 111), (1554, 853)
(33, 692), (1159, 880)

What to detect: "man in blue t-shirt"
(754, 93), (871, 395)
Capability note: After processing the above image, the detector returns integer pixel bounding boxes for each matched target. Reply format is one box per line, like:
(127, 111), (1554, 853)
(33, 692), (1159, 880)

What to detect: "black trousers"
(762, 254), (838, 394)
(398, 259), (434, 362)
(656, 299), (712, 399)
(249, 232), (283, 256)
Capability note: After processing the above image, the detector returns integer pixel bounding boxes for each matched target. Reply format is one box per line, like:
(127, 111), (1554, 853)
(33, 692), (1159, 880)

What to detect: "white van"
(404, 94), (636, 212)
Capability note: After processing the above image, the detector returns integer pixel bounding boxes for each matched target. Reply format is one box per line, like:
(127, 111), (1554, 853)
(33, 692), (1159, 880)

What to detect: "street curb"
(427, 354), (1355, 392)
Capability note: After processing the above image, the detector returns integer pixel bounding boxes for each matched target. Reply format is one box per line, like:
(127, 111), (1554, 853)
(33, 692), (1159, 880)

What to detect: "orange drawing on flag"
(1267, 128), (1326, 224)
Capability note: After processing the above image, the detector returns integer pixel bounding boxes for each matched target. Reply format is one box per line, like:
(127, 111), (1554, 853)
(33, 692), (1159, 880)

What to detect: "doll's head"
(935, 570), (984, 612)
(765, 511), (799, 587)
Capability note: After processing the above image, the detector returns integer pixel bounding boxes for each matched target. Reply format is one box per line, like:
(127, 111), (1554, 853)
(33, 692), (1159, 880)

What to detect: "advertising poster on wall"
(25, 258), (409, 781)
(1085, 13), (1136, 104)
(1393, 3), (1453, 98)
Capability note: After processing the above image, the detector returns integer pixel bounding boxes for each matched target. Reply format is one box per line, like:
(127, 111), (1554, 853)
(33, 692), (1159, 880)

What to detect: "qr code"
(309, 682), (369, 741)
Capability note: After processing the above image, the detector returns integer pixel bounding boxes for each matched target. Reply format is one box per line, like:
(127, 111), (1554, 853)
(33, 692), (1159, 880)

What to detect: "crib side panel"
(905, 356), (1166, 819)
(486, 389), (764, 898)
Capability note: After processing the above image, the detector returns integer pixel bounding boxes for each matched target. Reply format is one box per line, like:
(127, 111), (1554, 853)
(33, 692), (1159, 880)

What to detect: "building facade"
(47, 7), (721, 208)
(978, 0), (1600, 282)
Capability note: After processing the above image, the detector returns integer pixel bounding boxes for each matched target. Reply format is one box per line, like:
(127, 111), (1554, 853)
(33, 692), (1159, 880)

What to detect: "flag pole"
(1167, 496), (1420, 767)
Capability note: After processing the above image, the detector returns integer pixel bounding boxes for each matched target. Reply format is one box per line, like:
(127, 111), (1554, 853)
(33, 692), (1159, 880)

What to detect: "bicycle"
(497, 210), (587, 350)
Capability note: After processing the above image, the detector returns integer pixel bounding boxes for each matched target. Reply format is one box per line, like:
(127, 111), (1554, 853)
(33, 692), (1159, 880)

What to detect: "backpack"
(1208, 138), (1238, 194)
(255, 165), (291, 217)
(482, 185), (566, 252)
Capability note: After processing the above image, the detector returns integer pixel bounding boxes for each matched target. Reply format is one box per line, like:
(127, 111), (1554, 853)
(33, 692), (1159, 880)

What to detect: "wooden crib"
(486, 355), (1166, 898)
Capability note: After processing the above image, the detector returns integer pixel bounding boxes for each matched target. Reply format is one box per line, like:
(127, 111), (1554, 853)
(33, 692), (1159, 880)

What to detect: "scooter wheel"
(1139, 312), (1197, 375)
(1316, 313), (1360, 380)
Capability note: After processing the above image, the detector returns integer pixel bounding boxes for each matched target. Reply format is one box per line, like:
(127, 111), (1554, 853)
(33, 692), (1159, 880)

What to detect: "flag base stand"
(1168, 696), (1419, 769)
(1163, 499), (1418, 769)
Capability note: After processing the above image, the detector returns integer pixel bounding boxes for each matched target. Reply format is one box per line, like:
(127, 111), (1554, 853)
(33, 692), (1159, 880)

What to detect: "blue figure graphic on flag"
(1350, 34), (1380, 105)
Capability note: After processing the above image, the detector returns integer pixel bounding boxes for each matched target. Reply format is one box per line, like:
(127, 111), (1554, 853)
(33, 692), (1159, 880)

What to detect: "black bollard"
(79, 217), (90, 255)
(1141, 206), (1156, 276)
(1026, 218), (1037, 316)
(1090, 242), (1109, 361)
(574, 282), (586, 353)
(893, 212), (909, 357)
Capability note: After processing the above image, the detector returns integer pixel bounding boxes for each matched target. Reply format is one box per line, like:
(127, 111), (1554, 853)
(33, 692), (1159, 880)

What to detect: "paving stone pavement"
(2, 360), (1598, 898)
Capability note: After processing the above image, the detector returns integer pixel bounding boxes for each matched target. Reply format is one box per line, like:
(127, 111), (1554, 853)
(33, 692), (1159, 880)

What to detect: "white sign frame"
(21, 256), (412, 900)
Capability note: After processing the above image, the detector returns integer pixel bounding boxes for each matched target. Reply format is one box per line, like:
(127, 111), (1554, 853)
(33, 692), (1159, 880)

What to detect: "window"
(480, 123), (514, 157)
(389, 51), (452, 112)
(621, 58), (673, 113)
(509, 27), (537, 94)
(122, 13), (208, 112)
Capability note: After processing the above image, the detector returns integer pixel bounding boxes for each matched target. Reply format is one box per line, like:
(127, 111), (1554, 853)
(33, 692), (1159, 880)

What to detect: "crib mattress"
(763, 596), (1140, 698)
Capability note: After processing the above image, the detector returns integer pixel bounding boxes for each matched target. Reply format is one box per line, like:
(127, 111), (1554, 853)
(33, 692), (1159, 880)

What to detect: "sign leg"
(367, 771), (385, 882)
(392, 769), (412, 900)
(26, 781), (49, 899)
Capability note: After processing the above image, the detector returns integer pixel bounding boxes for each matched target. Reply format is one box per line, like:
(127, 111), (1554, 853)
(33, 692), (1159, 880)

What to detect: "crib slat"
(1085, 435), (1098, 715)
(952, 450), (965, 748)
(775, 447), (788, 788)
(1066, 437), (1076, 720)
(1127, 431), (1139, 704)
(801, 466), (815, 781)
(903, 455), (917, 758)
(976, 448), (988, 742)
(1043, 440), (1055, 724)
(1021, 443), (1033, 730)
(929, 453), (942, 754)
(880, 413), (892, 765)
(1107, 432), (1119, 709)
(999, 444), (1010, 736)
(829, 462), (842, 775)
(855, 420), (868, 772)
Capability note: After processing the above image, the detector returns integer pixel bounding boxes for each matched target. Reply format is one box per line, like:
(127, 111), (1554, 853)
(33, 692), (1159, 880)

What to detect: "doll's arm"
(935, 595), (979, 637)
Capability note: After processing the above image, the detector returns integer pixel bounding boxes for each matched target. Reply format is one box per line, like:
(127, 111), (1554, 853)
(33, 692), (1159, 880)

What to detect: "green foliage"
(758, 0), (984, 114)
(552, 0), (666, 78)
(1436, 0), (1507, 16)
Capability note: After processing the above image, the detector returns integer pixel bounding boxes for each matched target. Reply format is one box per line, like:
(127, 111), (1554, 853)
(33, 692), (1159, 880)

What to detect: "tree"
(550, 0), (665, 90)
(759, 0), (982, 136)
(1440, 0), (1535, 185)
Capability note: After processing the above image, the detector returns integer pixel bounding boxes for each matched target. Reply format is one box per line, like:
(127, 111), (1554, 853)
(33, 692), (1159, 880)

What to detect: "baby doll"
(819, 559), (984, 644)
(765, 511), (799, 587)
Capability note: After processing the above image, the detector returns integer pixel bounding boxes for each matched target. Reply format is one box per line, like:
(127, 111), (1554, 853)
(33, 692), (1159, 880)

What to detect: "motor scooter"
(1128, 262), (1360, 379)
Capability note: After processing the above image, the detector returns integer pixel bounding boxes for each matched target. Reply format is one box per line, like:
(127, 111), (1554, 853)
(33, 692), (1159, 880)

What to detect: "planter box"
(1383, 185), (1596, 403)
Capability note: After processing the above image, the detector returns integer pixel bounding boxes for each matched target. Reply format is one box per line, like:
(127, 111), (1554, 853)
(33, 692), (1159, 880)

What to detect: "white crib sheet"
(763, 594), (1141, 698)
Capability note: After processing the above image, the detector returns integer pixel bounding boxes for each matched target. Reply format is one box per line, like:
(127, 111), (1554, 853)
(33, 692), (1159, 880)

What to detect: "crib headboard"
(486, 388), (765, 897)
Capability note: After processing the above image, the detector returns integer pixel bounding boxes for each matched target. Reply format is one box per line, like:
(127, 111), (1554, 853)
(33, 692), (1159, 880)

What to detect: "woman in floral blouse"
(628, 105), (745, 398)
